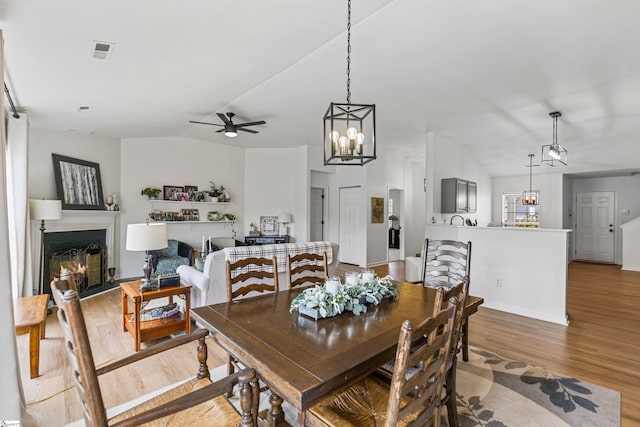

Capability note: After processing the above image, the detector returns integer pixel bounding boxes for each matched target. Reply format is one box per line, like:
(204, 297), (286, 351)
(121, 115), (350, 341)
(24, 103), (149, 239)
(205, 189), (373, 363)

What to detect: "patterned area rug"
(456, 346), (620, 426)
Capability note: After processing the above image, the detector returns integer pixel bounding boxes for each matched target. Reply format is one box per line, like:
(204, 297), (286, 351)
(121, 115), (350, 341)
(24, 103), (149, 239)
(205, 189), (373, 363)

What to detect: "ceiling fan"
(190, 112), (266, 138)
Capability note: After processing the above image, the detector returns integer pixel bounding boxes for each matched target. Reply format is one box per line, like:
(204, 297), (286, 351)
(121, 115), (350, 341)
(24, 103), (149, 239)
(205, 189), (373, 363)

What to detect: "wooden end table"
(14, 294), (50, 379)
(120, 280), (191, 351)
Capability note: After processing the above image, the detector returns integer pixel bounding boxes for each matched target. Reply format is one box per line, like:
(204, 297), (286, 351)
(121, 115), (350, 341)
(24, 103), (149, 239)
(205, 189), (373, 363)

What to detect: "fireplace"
(43, 229), (111, 298)
(31, 210), (119, 299)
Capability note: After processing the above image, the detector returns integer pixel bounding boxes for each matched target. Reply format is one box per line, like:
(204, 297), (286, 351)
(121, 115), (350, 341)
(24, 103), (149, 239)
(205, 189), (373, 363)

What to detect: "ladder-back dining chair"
(286, 252), (328, 289)
(50, 277), (259, 427)
(306, 290), (460, 427)
(225, 256), (279, 378)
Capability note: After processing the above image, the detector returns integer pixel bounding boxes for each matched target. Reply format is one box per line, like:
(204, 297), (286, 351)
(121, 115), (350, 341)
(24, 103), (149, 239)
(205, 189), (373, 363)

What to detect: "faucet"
(450, 214), (465, 226)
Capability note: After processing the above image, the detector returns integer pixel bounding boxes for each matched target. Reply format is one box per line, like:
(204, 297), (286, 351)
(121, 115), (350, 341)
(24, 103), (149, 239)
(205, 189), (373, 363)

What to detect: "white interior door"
(339, 187), (363, 265)
(575, 191), (615, 263)
(310, 187), (324, 241)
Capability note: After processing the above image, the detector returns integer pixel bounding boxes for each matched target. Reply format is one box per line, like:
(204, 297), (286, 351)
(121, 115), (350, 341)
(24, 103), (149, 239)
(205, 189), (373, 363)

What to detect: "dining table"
(191, 281), (484, 426)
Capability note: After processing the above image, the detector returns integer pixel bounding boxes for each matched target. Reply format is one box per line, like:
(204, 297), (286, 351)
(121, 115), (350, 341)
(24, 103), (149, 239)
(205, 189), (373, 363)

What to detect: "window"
(502, 193), (540, 228)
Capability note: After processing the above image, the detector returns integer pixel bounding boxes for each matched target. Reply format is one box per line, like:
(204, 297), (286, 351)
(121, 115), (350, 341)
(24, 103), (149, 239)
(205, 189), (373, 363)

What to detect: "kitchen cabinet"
(441, 178), (477, 213)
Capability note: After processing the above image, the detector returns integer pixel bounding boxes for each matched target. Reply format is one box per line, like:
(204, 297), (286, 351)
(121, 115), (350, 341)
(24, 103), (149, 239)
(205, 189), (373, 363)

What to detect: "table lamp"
(125, 222), (168, 290)
(277, 213), (292, 236)
(29, 199), (62, 295)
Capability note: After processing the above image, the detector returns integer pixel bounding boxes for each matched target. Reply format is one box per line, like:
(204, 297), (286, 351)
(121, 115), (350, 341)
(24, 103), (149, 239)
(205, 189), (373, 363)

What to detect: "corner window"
(502, 193), (540, 228)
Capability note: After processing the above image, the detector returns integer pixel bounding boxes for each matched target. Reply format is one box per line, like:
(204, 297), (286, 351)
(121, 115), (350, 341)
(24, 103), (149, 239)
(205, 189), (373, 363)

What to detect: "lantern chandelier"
(541, 111), (567, 166)
(523, 154), (540, 206)
(323, 0), (376, 166)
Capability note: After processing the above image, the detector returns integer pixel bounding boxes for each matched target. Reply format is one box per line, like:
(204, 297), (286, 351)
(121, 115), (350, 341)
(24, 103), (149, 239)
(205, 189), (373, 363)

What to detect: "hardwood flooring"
(18, 261), (639, 426)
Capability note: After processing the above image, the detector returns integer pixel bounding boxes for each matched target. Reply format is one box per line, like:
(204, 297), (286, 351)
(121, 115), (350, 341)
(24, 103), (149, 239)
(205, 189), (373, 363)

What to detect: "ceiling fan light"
(224, 130), (238, 138)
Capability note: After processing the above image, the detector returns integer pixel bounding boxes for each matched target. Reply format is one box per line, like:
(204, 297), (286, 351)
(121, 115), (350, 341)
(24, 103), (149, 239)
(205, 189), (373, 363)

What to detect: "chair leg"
(227, 355), (236, 398)
(446, 355), (460, 427)
(462, 318), (469, 362)
(197, 335), (210, 380)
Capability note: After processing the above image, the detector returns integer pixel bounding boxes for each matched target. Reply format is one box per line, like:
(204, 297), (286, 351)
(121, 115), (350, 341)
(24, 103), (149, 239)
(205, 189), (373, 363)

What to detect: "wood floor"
(18, 261), (640, 426)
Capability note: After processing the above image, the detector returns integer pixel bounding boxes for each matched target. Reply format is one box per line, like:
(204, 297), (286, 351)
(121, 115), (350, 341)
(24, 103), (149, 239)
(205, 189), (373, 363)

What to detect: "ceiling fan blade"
(238, 128), (259, 134)
(215, 128), (225, 133)
(236, 121), (266, 128)
(190, 120), (223, 127)
(217, 113), (232, 125)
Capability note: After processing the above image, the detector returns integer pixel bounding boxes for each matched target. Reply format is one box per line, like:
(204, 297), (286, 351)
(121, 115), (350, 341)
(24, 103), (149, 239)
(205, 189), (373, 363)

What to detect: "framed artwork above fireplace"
(52, 154), (105, 210)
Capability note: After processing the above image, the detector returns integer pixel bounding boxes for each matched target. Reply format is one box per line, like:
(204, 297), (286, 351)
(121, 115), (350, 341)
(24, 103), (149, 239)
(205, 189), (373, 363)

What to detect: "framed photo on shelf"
(163, 185), (183, 201)
(260, 215), (279, 236)
(52, 153), (105, 210)
(184, 185), (198, 201)
(181, 208), (200, 221)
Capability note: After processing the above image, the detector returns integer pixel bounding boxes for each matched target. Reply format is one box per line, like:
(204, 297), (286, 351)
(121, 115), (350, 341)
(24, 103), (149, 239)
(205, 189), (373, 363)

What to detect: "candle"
(345, 272), (360, 286)
(208, 235), (212, 253)
(325, 280), (340, 295)
(106, 196), (112, 204)
(362, 269), (375, 283)
(202, 235), (205, 252)
(112, 194), (118, 203)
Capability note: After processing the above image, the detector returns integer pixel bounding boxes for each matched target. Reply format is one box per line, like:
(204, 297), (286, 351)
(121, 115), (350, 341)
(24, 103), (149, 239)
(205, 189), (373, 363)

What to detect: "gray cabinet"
(441, 178), (477, 213)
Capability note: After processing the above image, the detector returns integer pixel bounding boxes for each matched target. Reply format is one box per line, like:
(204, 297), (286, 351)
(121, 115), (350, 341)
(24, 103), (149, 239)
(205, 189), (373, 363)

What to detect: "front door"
(575, 191), (615, 263)
(310, 187), (325, 241)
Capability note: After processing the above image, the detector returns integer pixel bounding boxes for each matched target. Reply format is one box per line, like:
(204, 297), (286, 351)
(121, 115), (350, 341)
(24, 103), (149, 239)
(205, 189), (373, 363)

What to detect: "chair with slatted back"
(377, 281), (468, 427)
(306, 290), (460, 427)
(50, 277), (259, 427)
(225, 256), (279, 378)
(421, 239), (471, 289)
(286, 252), (328, 289)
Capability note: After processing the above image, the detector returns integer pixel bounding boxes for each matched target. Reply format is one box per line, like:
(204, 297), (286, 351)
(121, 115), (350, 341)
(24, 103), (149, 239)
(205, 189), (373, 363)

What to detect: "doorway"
(575, 191), (615, 263)
(387, 188), (404, 262)
(339, 186), (364, 265)
(310, 187), (325, 241)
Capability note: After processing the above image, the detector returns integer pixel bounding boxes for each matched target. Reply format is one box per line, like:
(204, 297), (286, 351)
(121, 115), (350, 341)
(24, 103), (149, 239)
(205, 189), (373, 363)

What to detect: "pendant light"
(323, 0), (376, 166)
(541, 111), (567, 166)
(523, 154), (540, 205)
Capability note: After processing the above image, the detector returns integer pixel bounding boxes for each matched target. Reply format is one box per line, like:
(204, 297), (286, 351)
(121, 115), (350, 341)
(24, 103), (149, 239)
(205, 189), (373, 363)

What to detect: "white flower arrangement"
(290, 273), (399, 319)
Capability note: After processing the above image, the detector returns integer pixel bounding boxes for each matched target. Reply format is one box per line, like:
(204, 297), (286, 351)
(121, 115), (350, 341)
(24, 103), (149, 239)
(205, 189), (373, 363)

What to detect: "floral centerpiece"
(290, 272), (399, 319)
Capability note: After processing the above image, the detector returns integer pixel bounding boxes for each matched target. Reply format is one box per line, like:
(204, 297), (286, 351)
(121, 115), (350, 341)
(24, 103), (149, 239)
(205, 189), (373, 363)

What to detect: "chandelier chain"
(346, 0), (351, 104)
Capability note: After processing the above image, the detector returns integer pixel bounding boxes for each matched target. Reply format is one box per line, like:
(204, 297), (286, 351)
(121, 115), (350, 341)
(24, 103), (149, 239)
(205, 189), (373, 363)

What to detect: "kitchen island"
(423, 224), (571, 325)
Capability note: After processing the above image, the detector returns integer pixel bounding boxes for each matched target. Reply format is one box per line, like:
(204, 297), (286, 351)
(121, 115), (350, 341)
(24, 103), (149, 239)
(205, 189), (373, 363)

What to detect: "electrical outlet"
(495, 279), (503, 288)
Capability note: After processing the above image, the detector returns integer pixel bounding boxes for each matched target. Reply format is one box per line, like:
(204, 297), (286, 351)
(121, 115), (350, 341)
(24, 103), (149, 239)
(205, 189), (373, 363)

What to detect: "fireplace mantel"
(30, 210), (120, 295)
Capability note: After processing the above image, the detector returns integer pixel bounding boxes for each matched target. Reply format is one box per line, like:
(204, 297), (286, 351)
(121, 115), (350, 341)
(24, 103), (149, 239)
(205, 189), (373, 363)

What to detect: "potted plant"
(141, 187), (161, 199)
(207, 181), (225, 202)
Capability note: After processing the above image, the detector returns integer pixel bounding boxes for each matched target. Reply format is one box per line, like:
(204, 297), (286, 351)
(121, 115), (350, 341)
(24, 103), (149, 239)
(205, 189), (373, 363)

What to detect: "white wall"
(429, 133), (492, 226)
(425, 224), (569, 325)
(572, 174), (640, 265)
(244, 147), (301, 241)
(119, 136), (244, 279)
(492, 172), (564, 229)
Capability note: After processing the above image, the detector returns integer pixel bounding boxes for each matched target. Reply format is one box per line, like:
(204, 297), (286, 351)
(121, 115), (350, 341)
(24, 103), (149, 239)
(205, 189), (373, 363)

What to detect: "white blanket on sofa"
(223, 241), (334, 273)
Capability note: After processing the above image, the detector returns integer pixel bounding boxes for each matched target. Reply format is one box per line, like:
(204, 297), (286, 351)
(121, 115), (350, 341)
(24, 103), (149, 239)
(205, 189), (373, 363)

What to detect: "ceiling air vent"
(90, 40), (115, 60)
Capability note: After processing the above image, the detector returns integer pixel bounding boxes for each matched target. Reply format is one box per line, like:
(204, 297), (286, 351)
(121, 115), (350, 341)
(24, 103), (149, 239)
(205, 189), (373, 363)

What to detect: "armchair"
(152, 239), (194, 275)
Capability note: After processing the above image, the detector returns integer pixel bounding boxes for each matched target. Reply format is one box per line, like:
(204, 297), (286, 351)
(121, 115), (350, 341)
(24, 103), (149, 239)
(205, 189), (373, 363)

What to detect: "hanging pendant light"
(523, 154), (540, 205)
(323, 0), (376, 166)
(541, 111), (567, 166)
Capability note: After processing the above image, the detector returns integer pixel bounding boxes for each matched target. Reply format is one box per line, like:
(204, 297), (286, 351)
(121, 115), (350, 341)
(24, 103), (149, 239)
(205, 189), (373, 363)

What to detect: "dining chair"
(422, 239), (473, 362)
(286, 252), (328, 289)
(225, 256), (279, 378)
(377, 281), (468, 427)
(50, 277), (259, 427)
(421, 239), (471, 288)
(306, 292), (460, 427)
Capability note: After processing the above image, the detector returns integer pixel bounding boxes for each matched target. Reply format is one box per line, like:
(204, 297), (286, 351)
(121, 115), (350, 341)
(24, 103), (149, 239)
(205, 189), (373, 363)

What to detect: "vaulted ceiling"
(2, 0), (640, 177)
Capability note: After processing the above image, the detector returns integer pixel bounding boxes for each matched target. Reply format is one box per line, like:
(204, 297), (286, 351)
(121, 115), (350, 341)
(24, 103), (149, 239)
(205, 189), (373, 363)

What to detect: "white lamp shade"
(277, 213), (292, 224)
(126, 223), (168, 251)
(29, 199), (62, 220)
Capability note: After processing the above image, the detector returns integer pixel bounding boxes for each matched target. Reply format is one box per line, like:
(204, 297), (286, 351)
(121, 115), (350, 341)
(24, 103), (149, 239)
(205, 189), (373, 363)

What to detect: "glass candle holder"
(345, 271), (360, 286)
(324, 276), (341, 295)
(361, 269), (375, 283)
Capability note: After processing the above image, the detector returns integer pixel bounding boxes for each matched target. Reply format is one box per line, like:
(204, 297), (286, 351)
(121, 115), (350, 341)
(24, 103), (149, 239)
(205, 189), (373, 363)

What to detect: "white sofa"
(177, 241), (340, 307)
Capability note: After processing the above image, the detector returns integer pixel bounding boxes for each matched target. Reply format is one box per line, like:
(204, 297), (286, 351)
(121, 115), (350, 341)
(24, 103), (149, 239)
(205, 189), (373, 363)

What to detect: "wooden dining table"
(191, 281), (483, 426)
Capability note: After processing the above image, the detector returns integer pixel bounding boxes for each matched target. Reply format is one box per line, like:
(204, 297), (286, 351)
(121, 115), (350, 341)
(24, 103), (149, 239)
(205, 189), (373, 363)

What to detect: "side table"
(120, 280), (191, 351)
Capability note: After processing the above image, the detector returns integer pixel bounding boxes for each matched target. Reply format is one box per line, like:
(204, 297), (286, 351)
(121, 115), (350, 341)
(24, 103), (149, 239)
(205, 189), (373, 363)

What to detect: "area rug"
(75, 348), (620, 427)
(456, 346), (620, 426)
